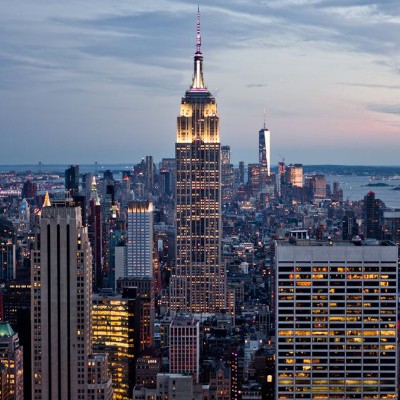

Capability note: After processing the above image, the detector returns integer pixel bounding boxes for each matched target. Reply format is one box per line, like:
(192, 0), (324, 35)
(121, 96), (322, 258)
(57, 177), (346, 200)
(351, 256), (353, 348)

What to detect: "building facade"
(126, 201), (154, 279)
(0, 322), (23, 400)
(31, 200), (112, 399)
(169, 314), (200, 383)
(65, 164), (80, 196)
(275, 240), (398, 399)
(259, 124), (271, 188)
(364, 191), (381, 239)
(170, 10), (225, 313)
(92, 292), (136, 400)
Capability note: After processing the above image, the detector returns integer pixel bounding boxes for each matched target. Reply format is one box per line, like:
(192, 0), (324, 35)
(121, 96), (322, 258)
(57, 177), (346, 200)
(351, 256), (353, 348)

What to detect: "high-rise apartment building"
(275, 240), (398, 399)
(170, 10), (225, 313)
(169, 314), (200, 383)
(32, 200), (112, 399)
(126, 201), (153, 279)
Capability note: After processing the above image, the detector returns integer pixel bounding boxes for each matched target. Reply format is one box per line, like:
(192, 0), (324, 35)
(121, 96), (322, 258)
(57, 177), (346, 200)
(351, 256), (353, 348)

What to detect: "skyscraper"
(32, 200), (112, 399)
(259, 121), (270, 188)
(364, 191), (381, 239)
(275, 240), (398, 399)
(170, 9), (225, 313)
(221, 146), (234, 189)
(64, 164), (80, 196)
(88, 177), (103, 291)
(126, 200), (154, 279)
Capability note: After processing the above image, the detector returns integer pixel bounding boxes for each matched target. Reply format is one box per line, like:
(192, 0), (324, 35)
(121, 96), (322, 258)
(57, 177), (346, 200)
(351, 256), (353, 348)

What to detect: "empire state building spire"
(191, 7), (206, 91)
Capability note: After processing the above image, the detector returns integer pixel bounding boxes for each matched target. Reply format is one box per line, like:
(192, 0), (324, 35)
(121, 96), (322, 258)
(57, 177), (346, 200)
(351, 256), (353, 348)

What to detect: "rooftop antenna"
(263, 108), (266, 129)
(196, 5), (201, 54)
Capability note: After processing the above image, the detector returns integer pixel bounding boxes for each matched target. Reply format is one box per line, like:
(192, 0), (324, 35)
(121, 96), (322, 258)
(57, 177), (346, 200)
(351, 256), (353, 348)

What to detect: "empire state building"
(170, 10), (225, 313)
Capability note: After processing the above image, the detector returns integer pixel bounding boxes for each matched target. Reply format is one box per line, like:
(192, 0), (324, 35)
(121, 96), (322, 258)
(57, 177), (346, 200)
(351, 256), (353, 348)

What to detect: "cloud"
(340, 82), (400, 90)
(0, 0), (399, 164)
(368, 104), (400, 115)
(246, 83), (268, 88)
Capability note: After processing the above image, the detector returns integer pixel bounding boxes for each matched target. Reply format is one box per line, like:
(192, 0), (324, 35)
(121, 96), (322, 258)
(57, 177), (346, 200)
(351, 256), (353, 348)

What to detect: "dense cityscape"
(0, 8), (400, 400)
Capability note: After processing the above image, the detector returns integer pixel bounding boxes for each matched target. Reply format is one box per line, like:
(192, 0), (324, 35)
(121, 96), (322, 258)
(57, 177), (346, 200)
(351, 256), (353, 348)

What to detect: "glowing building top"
(177, 8), (219, 144)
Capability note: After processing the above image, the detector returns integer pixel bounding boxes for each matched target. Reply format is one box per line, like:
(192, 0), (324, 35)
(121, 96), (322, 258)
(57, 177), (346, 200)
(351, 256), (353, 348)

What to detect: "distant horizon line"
(1, 163), (400, 168)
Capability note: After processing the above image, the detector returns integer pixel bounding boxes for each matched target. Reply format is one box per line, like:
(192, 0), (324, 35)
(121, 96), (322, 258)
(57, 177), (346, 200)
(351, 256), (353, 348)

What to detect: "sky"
(0, 0), (399, 166)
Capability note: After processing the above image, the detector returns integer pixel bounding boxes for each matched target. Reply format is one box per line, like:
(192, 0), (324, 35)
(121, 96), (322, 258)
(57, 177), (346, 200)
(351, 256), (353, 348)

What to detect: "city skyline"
(1, 1), (400, 165)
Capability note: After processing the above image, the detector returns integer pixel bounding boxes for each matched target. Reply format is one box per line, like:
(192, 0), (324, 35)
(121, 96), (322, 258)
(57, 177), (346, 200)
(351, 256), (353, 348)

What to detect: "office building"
(116, 278), (154, 352)
(126, 201), (154, 279)
(32, 200), (112, 399)
(65, 164), (80, 196)
(275, 240), (398, 399)
(170, 10), (225, 313)
(92, 291), (136, 400)
(0, 322), (24, 400)
(169, 314), (200, 383)
(259, 123), (271, 188)
(286, 164), (303, 188)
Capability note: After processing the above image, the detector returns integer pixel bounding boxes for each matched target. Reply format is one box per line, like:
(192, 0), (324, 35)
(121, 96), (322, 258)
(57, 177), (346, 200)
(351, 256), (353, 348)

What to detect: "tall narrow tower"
(259, 113), (270, 188)
(170, 9), (225, 313)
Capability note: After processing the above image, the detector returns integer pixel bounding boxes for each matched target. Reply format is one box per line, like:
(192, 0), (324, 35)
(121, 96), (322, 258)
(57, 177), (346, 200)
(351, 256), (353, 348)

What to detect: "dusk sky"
(1, 1), (399, 166)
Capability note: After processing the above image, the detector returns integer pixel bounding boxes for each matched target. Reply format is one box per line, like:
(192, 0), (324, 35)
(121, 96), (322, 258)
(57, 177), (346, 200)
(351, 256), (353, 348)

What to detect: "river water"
(327, 175), (400, 209)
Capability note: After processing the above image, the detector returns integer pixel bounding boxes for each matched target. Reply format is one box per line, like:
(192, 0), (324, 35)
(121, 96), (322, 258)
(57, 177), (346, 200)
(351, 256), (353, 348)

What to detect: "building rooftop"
(277, 238), (396, 247)
(0, 322), (14, 337)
